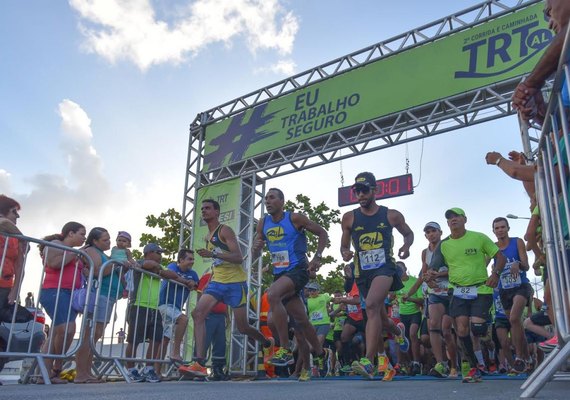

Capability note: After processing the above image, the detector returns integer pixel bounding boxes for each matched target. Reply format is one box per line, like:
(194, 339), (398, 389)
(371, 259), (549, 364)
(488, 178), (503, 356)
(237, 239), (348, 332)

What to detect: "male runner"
(429, 208), (506, 383)
(340, 171), (414, 379)
(180, 199), (273, 377)
(492, 217), (532, 373)
(252, 188), (331, 373)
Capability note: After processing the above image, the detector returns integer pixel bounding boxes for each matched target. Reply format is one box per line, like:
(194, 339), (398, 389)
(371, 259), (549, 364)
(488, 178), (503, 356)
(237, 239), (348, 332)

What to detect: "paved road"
(0, 377), (567, 400)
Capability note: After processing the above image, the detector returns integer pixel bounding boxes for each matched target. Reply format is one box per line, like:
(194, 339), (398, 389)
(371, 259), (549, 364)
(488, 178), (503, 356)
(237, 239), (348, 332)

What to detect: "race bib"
(453, 286), (477, 300)
(310, 311), (323, 322)
(271, 250), (290, 268)
(359, 248), (386, 270)
(500, 262), (521, 289)
(346, 304), (358, 314)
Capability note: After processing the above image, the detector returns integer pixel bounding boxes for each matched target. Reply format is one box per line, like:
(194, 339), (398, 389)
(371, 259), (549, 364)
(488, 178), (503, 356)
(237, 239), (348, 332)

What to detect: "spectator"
(38, 221), (87, 384)
(158, 249), (198, 363)
(75, 227), (124, 384)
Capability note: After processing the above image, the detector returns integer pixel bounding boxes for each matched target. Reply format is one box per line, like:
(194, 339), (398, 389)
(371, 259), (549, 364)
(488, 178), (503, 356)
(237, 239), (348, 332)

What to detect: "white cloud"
(0, 169), (11, 194)
(69, 0), (299, 71)
(254, 58), (296, 76)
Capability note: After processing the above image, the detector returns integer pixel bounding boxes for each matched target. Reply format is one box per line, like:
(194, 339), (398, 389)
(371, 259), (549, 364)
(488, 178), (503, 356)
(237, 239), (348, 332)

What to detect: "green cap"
(445, 207), (466, 219)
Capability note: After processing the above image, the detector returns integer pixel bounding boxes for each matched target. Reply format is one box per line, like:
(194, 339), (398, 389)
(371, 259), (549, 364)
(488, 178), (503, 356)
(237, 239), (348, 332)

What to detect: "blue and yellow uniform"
(204, 224), (248, 308)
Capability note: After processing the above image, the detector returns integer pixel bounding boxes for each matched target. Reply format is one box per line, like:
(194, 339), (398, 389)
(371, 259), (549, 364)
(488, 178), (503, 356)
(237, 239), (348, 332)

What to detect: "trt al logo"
(359, 232), (384, 250)
(266, 226), (285, 242)
(455, 9), (552, 79)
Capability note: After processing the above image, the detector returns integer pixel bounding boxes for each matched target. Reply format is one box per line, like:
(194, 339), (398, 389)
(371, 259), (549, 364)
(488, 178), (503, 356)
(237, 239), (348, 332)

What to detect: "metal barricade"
(0, 232), (95, 385)
(88, 262), (195, 382)
(520, 26), (570, 398)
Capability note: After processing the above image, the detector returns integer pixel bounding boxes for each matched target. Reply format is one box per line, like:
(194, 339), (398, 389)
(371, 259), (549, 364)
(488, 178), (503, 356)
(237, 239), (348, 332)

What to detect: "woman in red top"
(38, 221), (86, 384)
(0, 195), (24, 311)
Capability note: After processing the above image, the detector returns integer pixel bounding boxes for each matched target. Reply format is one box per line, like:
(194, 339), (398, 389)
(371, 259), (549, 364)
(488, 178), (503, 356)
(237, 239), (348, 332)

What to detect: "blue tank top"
(497, 237), (529, 290)
(262, 211), (307, 274)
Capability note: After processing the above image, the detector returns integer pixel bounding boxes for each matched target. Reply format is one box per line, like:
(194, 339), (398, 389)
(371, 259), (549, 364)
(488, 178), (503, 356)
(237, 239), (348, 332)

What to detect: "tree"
(315, 263), (347, 294)
(133, 208), (191, 264)
(259, 193), (341, 290)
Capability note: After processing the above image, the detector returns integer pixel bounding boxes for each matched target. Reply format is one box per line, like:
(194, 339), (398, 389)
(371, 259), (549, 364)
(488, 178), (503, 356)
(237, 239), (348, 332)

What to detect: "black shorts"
(428, 294), (450, 315)
(400, 312), (422, 340)
(345, 316), (365, 333)
(494, 317), (511, 330)
(499, 283), (532, 311)
(420, 317), (428, 337)
(449, 293), (493, 320)
(274, 263), (309, 297)
(356, 262), (403, 299)
(127, 305), (163, 345)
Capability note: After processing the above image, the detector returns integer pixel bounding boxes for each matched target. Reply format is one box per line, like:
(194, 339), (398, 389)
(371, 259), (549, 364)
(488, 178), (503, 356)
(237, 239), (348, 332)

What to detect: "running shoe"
(313, 348), (332, 377)
(429, 362), (448, 378)
(498, 364), (508, 374)
(511, 358), (527, 374)
(539, 335), (558, 352)
(311, 366), (320, 378)
(462, 367), (483, 383)
(477, 364), (489, 375)
(270, 347), (294, 366)
(448, 367), (458, 378)
(410, 361), (422, 376)
(262, 337), (275, 363)
(298, 368), (310, 382)
(141, 367), (161, 383)
(488, 361), (497, 374)
(377, 354), (389, 373)
(127, 368), (145, 383)
(382, 368), (396, 382)
(460, 361), (471, 378)
(340, 365), (353, 375)
(179, 361), (208, 377)
(396, 322), (410, 352)
(351, 357), (375, 380)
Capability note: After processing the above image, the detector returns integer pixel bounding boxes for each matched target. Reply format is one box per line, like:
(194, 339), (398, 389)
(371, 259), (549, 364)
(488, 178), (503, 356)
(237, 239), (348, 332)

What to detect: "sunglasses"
(352, 186), (374, 194)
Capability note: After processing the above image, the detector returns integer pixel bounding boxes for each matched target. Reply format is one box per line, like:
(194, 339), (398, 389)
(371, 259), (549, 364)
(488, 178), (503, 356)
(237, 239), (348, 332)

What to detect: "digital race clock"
(338, 173), (414, 207)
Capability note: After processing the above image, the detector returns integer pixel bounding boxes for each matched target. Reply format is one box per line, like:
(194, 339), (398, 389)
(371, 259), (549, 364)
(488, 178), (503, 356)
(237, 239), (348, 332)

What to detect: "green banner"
(203, 3), (552, 172)
(191, 178), (242, 277)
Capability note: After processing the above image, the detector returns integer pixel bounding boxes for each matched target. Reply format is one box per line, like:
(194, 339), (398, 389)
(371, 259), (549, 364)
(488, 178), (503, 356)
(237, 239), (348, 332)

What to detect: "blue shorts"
(39, 288), (78, 327)
(90, 295), (116, 324)
(205, 281), (248, 309)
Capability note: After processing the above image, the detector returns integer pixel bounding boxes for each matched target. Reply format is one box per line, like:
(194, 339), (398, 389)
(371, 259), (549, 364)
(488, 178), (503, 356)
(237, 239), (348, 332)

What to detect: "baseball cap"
(305, 282), (320, 290)
(445, 207), (466, 219)
(423, 222), (441, 231)
(143, 243), (165, 254)
(117, 231), (131, 241)
(352, 172), (377, 189)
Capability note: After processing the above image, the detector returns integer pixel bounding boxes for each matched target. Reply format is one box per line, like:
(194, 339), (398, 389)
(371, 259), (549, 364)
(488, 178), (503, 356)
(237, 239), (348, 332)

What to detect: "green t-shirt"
(134, 266), (162, 309)
(396, 276), (422, 315)
(430, 230), (499, 295)
(332, 303), (346, 331)
(307, 293), (332, 326)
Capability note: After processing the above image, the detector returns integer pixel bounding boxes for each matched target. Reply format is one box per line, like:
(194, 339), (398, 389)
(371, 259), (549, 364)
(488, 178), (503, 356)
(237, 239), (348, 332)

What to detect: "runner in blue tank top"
(252, 188), (332, 372)
(340, 172), (414, 380)
(492, 217), (532, 374)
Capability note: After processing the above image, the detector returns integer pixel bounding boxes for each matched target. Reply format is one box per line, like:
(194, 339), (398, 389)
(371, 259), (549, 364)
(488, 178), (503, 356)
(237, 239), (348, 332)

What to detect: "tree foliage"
(133, 208), (191, 264)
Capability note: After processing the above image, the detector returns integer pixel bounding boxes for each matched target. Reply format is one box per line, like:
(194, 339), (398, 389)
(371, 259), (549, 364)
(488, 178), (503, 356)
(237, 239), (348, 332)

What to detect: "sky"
(1, 0), (546, 312)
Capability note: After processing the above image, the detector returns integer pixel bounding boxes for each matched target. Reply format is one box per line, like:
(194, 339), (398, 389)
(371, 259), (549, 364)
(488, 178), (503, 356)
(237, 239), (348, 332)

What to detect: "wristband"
(495, 157), (502, 166)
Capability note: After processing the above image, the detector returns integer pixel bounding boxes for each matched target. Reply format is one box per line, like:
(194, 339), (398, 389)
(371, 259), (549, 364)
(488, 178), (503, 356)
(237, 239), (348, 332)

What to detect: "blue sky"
(1, 0), (544, 295)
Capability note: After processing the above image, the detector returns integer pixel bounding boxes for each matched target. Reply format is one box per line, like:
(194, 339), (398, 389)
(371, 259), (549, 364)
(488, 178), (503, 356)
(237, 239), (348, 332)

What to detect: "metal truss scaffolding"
(181, 0), (542, 375)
